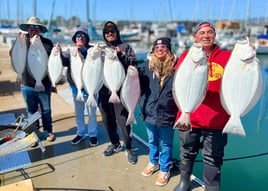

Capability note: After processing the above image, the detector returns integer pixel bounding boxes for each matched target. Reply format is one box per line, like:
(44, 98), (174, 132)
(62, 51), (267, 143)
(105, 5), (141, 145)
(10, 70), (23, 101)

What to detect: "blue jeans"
(21, 84), (53, 133)
(72, 91), (98, 137)
(146, 122), (174, 172)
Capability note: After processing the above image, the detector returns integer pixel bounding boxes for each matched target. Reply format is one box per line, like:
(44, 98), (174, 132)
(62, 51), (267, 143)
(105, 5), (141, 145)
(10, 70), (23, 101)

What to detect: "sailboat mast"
(86, 0), (90, 23)
(33, 0), (36, 16)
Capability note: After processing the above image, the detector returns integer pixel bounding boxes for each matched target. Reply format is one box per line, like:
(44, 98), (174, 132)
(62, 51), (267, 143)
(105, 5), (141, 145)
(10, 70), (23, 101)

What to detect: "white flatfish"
(82, 45), (103, 107)
(221, 37), (263, 137)
(69, 45), (84, 101)
(120, 66), (140, 125)
(103, 47), (125, 103)
(27, 35), (48, 91)
(10, 33), (27, 81)
(48, 47), (63, 87)
(172, 43), (208, 131)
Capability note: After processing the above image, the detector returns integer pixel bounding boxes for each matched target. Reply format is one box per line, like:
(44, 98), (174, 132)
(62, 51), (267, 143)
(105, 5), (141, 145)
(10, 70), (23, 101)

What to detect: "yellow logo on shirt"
(208, 62), (224, 81)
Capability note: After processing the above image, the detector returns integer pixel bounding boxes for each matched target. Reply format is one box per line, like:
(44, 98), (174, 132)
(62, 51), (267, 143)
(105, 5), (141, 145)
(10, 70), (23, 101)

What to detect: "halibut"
(103, 48), (125, 103)
(27, 35), (48, 91)
(120, 65), (140, 125)
(48, 47), (63, 87)
(172, 43), (208, 131)
(10, 33), (27, 81)
(82, 45), (103, 107)
(221, 37), (263, 137)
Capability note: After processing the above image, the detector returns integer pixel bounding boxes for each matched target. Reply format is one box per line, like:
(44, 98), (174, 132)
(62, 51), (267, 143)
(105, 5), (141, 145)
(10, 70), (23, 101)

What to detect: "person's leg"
(173, 129), (202, 191)
(73, 93), (86, 137)
(159, 126), (174, 172)
(87, 103), (98, 138)
(202, 129), (227, 191)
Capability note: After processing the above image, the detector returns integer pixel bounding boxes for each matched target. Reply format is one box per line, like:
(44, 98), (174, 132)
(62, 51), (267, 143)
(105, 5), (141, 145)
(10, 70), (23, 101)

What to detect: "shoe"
(156, 171), (170, 186)
(141, 163), (159, 176)
(71, 135), (86, 145)
(46, 133), (55, 142)
(103, 143), (122, 156)
(89, 137), (98, 147)
(31, 142), (38, 147)
(125, 149), (137, 164)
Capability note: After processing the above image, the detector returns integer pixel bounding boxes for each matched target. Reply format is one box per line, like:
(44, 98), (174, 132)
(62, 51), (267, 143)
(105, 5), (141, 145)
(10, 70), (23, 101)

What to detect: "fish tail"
(222, 116), (246, 137)
(126, 112), (136, 126)
(34, 81), (45, 92)
(109, 90), (120, 103)
(76, 90), (84, 102)
(173, 112), (192, 131)
(86, 96), (97, 108)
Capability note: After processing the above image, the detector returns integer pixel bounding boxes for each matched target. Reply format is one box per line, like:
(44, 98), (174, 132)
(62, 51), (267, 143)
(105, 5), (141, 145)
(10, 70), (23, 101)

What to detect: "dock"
(0, 42), (204, 191)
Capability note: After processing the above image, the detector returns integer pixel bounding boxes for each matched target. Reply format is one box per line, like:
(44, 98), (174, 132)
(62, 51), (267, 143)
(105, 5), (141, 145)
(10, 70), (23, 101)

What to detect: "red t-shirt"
(175, 44), (231, 130)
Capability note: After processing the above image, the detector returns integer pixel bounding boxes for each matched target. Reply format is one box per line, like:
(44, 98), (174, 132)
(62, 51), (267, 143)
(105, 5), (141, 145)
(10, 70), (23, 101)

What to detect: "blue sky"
(1, 0), (268, 23)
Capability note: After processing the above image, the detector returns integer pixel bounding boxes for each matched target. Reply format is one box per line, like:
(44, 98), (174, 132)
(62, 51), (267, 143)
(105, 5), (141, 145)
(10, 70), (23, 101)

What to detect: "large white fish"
(69, 45), (84, 101)
(120, 65), (140, 125)
(103, 48), (125, 103)
(10, 33), (27, 81)
(48, 47), (63, 87)
(172, 43), (208, 131)
(82, 44), (103, 107)
(27, 35), (48, 91)
(221, 37), (263, 137)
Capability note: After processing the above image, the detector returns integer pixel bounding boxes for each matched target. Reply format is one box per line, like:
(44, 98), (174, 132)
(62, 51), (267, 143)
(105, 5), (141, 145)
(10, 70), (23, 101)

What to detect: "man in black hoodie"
(98, 21), (138, 164)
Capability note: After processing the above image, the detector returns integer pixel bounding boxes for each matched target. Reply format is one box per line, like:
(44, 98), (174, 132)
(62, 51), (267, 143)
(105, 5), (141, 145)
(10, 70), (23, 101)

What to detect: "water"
(132, 53), (268, 191)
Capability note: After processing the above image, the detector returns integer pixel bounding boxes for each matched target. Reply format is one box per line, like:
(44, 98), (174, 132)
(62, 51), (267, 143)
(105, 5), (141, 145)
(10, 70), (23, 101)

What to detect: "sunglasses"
(105, 30), (116, 34)
(76, 33), (86, 38)
(29, 25), (40, 29)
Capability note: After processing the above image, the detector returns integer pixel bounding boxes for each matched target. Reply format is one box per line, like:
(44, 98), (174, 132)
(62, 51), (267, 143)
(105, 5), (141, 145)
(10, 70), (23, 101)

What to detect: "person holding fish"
(98, 21), (138, 164)
(9, 16), (55, 143)
(56, 25), (98, 147)
(172, 22), (231, 191)
(127, 37), (178, 186)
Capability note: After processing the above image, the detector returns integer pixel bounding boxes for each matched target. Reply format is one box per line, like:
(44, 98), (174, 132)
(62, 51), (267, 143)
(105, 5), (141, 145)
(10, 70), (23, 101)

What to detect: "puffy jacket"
(138, 61), (178, 127)
(175, 44), (231, 130)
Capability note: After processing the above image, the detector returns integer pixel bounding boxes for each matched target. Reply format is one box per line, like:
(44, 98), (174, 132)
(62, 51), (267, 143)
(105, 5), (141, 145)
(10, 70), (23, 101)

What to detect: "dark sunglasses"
(76, 33), (86, 38)
(29, 25), (40, 29)
(105, 30), (116, 34)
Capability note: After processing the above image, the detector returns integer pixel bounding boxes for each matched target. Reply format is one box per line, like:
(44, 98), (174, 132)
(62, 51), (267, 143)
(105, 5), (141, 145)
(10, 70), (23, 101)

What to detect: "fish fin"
(34, 81), (45, 92)
(126, 112), (136, 126)
(76, 90), (84, 102)
(173, 112), (192, 131)
(222, 116), (246, 137)
(109, 90), (120, 103)
(85, 96), (97, 108)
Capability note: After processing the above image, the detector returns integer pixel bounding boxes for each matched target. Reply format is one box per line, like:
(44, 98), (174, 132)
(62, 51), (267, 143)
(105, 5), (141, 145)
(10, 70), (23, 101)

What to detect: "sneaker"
(125, 149), (137, 164)
(89, 137), (98, 147)
(46, 133), (55, 142)
(71, 135), (86, 145)
(156, 171), (170, 186)
(141, 163), (159, 176)
(103, 143), (122, 156)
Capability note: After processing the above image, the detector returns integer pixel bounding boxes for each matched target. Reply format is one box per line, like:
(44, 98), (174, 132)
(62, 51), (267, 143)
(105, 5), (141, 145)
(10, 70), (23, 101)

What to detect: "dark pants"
(98, 86), (132, 150)
(178, 128), (227, 186)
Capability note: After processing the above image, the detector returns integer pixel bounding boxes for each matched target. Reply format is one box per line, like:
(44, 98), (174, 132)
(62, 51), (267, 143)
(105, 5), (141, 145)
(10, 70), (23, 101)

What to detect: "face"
(27, 24), (42, 38)
(104, 30), (117, 42)
(75, 32), (87, 50)
(154, 44), (169, 61)
(193, 25), (216, 49)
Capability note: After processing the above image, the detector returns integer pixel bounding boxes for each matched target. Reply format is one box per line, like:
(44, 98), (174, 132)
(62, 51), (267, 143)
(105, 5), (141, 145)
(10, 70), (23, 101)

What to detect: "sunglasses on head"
(29, 25), (40, 29)
(105, 30), (116, 34)
(76, 33), (86, 38)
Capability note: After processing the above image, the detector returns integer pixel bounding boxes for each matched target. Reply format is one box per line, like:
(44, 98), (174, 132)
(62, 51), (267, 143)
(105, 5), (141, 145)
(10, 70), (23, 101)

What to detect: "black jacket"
(138, 61), (178, 127)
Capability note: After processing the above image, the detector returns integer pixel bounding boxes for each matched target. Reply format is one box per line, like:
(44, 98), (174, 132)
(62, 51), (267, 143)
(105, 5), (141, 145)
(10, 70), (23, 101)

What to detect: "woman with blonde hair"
(129, 37), (178, 186)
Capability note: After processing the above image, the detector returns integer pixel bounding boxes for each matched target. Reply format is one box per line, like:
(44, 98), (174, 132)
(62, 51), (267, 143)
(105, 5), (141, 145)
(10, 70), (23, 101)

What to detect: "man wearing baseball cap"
(173, 21), (231, 191)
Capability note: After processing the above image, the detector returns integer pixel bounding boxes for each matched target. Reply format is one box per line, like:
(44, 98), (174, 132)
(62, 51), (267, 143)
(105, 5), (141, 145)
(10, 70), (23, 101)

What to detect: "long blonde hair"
(149, 52), (176, 78)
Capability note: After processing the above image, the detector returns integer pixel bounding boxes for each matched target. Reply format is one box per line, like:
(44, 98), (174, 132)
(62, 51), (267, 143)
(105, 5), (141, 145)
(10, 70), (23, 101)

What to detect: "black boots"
(173, 161), (193, 191)
(173, 174), (191, 191)
(203, 164), (221, 191)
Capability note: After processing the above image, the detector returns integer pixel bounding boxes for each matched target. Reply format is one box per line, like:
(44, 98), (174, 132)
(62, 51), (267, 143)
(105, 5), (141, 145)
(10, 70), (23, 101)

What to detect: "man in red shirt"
(173, 21), (231, 191)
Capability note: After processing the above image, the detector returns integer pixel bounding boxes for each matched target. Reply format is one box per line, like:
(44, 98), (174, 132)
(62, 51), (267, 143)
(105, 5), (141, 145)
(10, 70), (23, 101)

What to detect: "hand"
(127, 65), (138, 76)
(55, 43), (61, 51)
